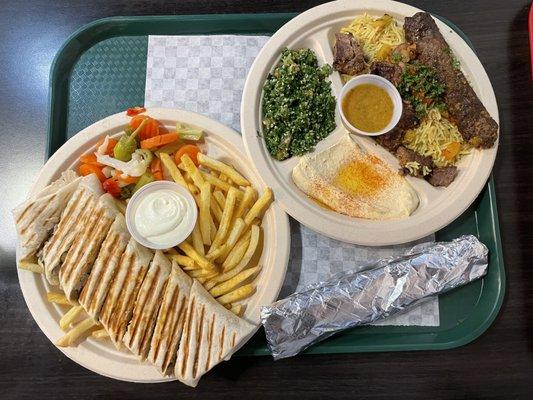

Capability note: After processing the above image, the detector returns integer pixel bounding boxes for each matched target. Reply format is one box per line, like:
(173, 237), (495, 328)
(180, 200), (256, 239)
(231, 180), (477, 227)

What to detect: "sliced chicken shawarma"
(123, 251), (172, 360)
(58, 193), (120, 302)
(175, 280), (255, 387)
(78, 213), (131, 319)
(99, 238), (153, 348)
(13, 170), (81, 263)
(38, 174), (103, 285)
(148, 263), (192, 375)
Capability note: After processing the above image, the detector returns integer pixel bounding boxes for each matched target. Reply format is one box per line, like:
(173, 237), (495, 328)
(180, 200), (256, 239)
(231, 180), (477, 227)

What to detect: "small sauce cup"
(339, 74), (403, 137)
(125, 181), (197, 250)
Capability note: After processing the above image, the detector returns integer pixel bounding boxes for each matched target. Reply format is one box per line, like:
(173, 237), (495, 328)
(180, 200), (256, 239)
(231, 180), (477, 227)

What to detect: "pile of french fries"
(160, 151), (273, 317)
(26, 150), (273, 347)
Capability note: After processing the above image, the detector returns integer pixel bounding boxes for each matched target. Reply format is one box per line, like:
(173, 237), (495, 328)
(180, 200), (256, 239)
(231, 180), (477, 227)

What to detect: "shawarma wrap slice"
(123, 251), (172, 360)
(99, 238), (153, 348)
(175, 280), (255, 387)
(78, 213), (130, 319)
(148, 262), (192, 375)
(13, 170), (81, 263)
(59, 193), (119, 303)
(38, 174), (103, 285)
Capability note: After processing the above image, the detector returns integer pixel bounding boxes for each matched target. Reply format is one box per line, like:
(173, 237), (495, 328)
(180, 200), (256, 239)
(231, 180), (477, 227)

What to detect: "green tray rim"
(46, 12), (506, 356)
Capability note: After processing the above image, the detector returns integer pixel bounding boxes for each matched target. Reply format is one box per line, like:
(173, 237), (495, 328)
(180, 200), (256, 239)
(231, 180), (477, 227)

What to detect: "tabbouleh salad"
(261, 48), (336, 161)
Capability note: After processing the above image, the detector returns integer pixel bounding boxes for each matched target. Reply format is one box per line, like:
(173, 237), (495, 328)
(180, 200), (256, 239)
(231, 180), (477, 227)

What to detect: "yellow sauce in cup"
(342, 84), (394, 133)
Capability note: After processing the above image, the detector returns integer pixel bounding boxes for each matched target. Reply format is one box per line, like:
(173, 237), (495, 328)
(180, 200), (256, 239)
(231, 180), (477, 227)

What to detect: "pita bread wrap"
(99, 238), (153, 348)
(148, 262), (192, 375)
(38, 174), (103, 285)
(78, 213), (130, 319)
(13, 170), (81, 263)
(59, 193), (119, 302)
(175, 280), (255, 387)
(123, 251), (172, 360)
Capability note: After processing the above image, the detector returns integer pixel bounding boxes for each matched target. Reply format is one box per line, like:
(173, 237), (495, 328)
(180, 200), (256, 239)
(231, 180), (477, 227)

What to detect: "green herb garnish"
(261, 48), (336, 161)
(397, 62), (447, 118)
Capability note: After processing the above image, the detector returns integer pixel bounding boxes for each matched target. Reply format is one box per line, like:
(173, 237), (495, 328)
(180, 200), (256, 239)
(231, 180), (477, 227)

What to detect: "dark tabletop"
(1, 0), (532, 399)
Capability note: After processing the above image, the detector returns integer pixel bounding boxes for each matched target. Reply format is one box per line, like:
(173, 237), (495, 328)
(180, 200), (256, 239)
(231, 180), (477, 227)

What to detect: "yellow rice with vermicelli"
(403, 109), (471, 168)
(341, 14), (405, 61)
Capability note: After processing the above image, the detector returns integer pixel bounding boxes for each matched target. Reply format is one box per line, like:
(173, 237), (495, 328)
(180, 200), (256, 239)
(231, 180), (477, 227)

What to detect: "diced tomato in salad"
(126, 106), (146, 116)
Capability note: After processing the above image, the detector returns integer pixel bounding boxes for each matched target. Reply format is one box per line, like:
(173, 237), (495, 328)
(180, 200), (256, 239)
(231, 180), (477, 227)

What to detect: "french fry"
(210, 194), (223, 224)
(218, 173), (229, 182)
(187, 183), (198, 195)
(234, 186), (256, 220)
(222, 230), (252, 270)
(191, 220), (204, 256)
(217, 227), (260, 282)
(210, 218), (217, 242)
(59, 305), (84, 331)
(199, 182), (212, 245)
(180, 154), (205, 188)
(217, 218), (246, 262)
(18, 261), (43, 273)
(56, 317), (98, 347)
(210, 187), (238, 250)
(91, 328), (109, 340)
(187, 268), (217, 279)
(200, 171), (233, 193)
(197, 277), (208, 284)
(213, 190), (226, 210)
(170, 254), (197, 269)
(209, 266), (260, 298)
(47, 292), (71, 305)
(206, 244), (227, 261)
(230, 303), (245, 317)
(216, 284), (256, 305)
(198, 153), (250, 186)
(177, 242), (216, 272)
(160, 153), (187, 188)
(244, 188), (273, 226)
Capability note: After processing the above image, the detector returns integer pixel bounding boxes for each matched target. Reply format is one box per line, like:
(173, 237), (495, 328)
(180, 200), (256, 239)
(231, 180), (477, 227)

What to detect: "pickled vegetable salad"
(77, 109), (203, 199)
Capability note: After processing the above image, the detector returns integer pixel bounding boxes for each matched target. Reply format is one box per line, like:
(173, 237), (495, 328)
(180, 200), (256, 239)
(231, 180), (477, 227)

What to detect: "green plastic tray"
(47, 13), (505, 356)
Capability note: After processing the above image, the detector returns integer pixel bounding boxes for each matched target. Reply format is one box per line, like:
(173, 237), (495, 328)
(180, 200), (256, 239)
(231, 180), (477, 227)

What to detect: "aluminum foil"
(261, 235), (488, 359)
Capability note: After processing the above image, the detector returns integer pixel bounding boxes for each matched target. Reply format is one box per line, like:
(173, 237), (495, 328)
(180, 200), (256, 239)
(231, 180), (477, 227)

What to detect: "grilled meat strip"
(404, 12), (498, 148)
(427, 166), (458, 187)
(333, 33), (366, 75)
(396, 146), (434, 177)
(376, 101), (418, 152)
(370, 60), (402, 85)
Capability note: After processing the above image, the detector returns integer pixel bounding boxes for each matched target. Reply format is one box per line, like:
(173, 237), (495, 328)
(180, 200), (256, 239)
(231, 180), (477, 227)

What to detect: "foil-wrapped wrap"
(261, 235), (488, 359)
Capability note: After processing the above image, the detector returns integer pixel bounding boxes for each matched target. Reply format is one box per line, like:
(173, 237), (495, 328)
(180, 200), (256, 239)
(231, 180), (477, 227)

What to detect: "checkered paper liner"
(144, 35), (439, 326)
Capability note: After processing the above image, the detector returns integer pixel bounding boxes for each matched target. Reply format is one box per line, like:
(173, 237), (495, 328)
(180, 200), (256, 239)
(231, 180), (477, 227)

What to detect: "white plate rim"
(16, 108), (290, 383)
(240, 0), (499, 246)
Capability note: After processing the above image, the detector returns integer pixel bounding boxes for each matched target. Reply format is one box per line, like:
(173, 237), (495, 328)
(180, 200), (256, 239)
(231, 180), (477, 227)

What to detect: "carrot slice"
(174, 144), (201, 166)
(150, 157), (164, 180)
(78, 164), (106, 182)
(95, 137), (118, 155)
(141, 133), (179, 149)
(79, 153), (102, 166)
(442, 141), (461, 161)
(130, 115), (160, 140)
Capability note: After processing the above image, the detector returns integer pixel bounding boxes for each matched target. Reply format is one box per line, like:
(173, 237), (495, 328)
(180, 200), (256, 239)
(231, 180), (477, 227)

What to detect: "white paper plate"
(241, 0), (499, 246)
(16, 108), (290, 382)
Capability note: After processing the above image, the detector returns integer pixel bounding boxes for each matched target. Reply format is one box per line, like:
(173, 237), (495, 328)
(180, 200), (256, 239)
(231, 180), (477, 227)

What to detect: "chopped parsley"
(261, 48), (336, 161)
(397, 61), (447, 118)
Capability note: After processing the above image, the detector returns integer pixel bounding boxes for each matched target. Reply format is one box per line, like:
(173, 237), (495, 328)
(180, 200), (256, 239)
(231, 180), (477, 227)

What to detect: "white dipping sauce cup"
(125, 181), (197, 250)
(338, 74), (403, 137)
